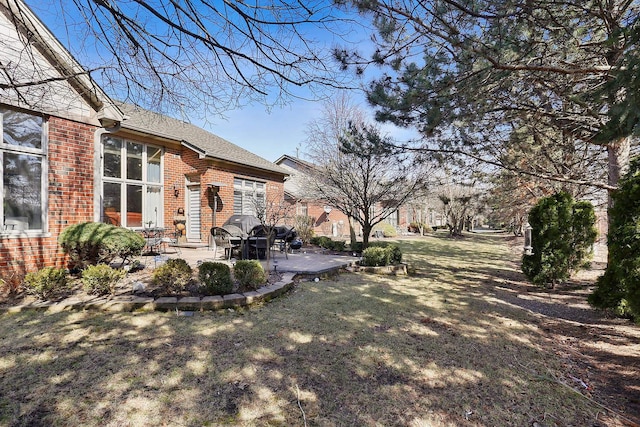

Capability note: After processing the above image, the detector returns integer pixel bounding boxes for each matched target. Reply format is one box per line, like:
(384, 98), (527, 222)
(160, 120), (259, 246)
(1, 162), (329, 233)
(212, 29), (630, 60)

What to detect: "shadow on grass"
(0, 233), (637, 426)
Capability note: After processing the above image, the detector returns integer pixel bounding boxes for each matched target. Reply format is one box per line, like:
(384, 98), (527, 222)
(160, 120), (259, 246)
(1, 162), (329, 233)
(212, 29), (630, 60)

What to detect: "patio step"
(172, 242), (209, 249)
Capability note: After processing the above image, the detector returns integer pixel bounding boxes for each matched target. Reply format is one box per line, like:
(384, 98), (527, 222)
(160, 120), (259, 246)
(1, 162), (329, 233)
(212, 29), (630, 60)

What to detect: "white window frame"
(0, 106), (48, 236)
(233, 177), (266, 216)
(101, 135), (164, 228)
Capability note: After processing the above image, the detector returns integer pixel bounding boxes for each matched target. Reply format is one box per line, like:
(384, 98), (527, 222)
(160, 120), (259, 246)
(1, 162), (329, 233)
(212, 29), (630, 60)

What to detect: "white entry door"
(187, 185), (201, 241)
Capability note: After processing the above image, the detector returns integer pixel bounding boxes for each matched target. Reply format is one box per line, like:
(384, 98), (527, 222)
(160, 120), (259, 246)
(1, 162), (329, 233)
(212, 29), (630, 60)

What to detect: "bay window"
(102, 135), (163, 227)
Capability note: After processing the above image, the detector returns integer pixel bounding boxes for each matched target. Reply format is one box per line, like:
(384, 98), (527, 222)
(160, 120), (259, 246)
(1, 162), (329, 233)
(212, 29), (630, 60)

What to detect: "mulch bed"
(0, 265), (284, 309)
(501, 236), (640, 426)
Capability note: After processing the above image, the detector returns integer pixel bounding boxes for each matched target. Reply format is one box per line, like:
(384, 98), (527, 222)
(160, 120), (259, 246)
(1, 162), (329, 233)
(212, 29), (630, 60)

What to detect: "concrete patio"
(140, 244), (358, 276)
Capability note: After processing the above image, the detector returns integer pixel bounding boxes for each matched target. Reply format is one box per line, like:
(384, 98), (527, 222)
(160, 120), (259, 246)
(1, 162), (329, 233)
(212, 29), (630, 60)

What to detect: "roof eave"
(2, 0), (124, 124)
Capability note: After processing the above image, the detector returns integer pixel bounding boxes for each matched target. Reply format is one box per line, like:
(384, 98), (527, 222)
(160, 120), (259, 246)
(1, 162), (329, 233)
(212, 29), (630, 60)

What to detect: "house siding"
(0, 0), (287, 290)
(0, 3), (100, 124)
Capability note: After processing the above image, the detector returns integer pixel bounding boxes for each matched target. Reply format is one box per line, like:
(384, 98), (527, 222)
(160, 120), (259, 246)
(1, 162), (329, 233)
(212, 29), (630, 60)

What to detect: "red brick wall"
(0, 116), (96, 284)
(0, 120), (286, 285)
(285, 201), (410, 239)
(162, 147), (285, 242)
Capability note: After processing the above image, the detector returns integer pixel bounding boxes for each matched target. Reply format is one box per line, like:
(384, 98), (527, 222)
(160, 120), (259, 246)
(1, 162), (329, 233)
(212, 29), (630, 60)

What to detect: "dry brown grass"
(0, 233), (637, 426)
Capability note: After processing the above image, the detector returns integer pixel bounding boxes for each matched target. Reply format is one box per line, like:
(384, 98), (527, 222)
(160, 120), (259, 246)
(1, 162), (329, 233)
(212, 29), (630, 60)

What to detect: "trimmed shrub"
(234, 260), (266, 292)
(361, 246), (388, 267)
(59, 222), (146, 269)
(521, 192), (597, 288)
(310, 236), (333, 248)
(152, 258), (193, 295)
(369, 241), (403, 264)
(198, 262), (233, 296)
(81, 264), (126, 296)
(349, 242), (364, 253)
(23, 267), (68, 300)
(590, 157), (640, 318)
(327, 240), (346, 251)
(309, 236), (347, 252)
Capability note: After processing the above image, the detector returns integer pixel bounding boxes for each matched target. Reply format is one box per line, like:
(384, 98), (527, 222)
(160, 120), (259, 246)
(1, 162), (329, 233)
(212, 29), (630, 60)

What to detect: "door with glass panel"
(187, 185), (201, 241)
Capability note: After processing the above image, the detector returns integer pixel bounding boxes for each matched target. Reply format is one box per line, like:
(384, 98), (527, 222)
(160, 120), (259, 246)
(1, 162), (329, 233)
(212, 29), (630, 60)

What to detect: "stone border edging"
(2, 273), (297, 314)
(352, 263), (408, 276)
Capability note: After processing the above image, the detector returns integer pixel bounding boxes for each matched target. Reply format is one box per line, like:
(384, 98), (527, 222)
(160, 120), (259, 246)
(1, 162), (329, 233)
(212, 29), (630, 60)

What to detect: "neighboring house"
(275, 154), (411, 238)
(0, 0), (287, 284)
(275, 154), (351, 237)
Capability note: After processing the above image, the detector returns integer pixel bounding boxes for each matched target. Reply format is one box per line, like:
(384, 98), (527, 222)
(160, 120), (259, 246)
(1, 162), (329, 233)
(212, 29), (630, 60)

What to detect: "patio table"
(142, 227), (165, 254)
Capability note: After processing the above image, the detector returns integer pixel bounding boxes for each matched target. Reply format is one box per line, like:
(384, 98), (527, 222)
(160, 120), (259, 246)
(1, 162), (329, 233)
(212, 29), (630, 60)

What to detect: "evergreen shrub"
(81, 264), (126, 295)
(369, 241), (402, 264)
(59, 222), (145, 269)
(590, 157), (640, 318)
(234, 260), (266, 292)
(349, 242), (364, 253)
(361, 243), (402, 266)
(198, 262), (233, 296)
(521, 192), (596, 288)
(23, 267), (68, 300)
(361, 247), (388, 266)
(152, 258), (192, 295)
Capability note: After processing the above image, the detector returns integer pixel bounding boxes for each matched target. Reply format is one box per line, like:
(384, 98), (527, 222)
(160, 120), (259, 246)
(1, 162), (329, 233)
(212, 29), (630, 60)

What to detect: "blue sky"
(28, 1), (420, 163)
(202, 92), (421, 162)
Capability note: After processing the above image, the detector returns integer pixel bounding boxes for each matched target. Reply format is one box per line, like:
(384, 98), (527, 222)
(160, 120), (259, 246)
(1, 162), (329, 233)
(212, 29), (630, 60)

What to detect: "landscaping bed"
(0, 261), (284, 311)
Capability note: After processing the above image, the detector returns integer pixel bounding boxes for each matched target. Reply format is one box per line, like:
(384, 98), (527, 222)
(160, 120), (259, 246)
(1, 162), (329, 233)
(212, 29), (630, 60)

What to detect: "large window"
(296, 202), (308, 217)
(102, 136), (163, 227)
(384, 209), (400, 226)
(1, 107), (46, 233)
(233, 178), (265, 216)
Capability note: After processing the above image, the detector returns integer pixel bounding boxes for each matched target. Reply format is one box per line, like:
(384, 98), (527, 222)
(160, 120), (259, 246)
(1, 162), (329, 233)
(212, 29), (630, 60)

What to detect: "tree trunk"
(348, 216), (357, 247)
(606, 136), (631, 265)
(607, 137), (630, 207)
(362, 224), (372, 247)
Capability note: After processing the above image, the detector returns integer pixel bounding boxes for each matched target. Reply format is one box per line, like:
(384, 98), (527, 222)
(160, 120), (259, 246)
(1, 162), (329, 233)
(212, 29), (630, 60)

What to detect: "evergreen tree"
(522, 192), (597, 288)
(590, 157), (640, 318)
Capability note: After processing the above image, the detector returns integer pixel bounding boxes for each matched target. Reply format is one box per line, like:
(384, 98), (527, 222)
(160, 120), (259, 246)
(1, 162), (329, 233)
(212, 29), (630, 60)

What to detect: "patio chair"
(211, 227), (236, 260)
(247, 225), (276, 260)
(143, 228), (163, 254)
(273, 226), (297, 259)
(160, 230), (181, 255)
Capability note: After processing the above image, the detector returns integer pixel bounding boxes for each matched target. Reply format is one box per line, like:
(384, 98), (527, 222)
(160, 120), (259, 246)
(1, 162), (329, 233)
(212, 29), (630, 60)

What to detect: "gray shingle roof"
(275, 154), (317, 199)
(116, 102), (287, 176)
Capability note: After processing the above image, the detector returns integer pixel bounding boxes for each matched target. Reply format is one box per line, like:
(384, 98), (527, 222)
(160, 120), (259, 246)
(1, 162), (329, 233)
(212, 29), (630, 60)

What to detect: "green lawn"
(0, 233), (619, 426)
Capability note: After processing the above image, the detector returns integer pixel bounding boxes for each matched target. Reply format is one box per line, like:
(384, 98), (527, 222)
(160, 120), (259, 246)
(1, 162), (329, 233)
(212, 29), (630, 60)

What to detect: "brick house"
(0, 0), (286, 284)
(107, 103), (287, 242)
(275, 154), (410, 238)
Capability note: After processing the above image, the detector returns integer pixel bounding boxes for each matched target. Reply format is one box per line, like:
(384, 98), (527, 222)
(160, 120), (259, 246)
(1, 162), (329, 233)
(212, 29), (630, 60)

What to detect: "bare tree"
(303, 93), (367, 244)
(4, 0), (361, 117)
(306, 113), (431, 246)
(252, 193), (293, 271)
